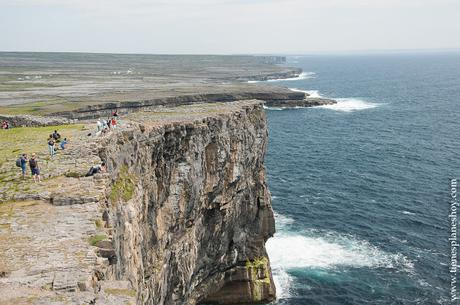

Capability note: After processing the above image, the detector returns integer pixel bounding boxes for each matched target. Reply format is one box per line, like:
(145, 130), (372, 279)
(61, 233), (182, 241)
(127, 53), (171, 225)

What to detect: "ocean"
(263, 53), (460, 305)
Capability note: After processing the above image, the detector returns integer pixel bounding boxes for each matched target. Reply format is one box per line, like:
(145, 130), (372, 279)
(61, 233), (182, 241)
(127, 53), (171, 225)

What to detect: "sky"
(1, 0), (460, 54)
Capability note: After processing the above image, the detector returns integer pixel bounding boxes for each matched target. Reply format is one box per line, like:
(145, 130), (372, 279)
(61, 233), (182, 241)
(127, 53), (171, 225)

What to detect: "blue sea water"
(263, 53), (460, 305)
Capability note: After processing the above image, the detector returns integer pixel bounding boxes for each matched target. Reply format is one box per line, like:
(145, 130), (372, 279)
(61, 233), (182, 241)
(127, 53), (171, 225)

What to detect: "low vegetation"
(109, 165), (137, 203)
(104, 288), (137, 298)
(88, 234), (107, 246)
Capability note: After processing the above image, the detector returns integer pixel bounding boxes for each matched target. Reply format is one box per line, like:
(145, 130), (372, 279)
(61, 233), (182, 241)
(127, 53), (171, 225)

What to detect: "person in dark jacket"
(29, 153), (41, 183)
(19, 154), (28, 178)
(85, 162), (106, 177)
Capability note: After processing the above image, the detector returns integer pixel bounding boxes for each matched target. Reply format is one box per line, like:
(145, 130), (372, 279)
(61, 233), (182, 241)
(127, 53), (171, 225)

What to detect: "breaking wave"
(319, 98), (379, 112)
(289, 88), (322, 98)
(288, 88), (380, 112)
(263, 105), (285, 111)
(266, 213), (413, 299)
(248, 72), (315, 83)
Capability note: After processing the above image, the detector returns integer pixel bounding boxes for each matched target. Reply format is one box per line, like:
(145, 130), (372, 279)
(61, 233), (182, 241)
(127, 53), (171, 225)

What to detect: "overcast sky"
(1, 0), (460, 54)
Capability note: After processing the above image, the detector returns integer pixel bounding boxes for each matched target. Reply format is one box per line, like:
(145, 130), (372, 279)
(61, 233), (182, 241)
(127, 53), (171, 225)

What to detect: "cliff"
(52, 87), (307, 120)
(99, 101), (276, 304)
(0, 101), (276, 305)
(50, 88), (335, 120)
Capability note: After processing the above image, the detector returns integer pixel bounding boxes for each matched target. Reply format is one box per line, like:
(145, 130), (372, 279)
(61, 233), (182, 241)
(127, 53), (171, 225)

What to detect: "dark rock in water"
(265, 97), (337, 108)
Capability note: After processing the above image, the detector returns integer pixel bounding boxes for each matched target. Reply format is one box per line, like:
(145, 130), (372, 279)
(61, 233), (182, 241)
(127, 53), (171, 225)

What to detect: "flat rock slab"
(0, 200), (102, 303)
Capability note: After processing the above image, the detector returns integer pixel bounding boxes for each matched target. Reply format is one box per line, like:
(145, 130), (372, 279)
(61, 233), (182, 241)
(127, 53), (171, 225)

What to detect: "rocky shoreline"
(0, 53), (336, 119)
(45, 78), (337, 120)
(50, 87), (336, 120)
(0, 54), (336, 305)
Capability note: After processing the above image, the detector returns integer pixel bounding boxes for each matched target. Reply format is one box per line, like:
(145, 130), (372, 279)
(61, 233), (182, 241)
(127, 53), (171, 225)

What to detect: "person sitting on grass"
(2, 121), (9, 129)
(52, 130), (61, 142)
(29, 153), (41, 183)
(60, 137), (68, 150)
(85, 162), (106, 177)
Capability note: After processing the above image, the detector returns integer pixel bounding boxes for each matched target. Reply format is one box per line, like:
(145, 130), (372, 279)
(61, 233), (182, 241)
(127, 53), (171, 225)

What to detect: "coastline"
(0, 53), (336, 119)
(0, 53), (334, 305)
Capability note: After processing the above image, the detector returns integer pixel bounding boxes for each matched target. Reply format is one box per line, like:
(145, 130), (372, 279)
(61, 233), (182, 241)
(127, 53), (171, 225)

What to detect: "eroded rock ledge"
(52, 87), (336, 120)
(0, 100), (276, 305)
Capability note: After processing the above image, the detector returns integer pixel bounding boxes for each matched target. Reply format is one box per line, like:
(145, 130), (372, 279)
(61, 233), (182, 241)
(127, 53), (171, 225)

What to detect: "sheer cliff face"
(100, 101), (276, 304)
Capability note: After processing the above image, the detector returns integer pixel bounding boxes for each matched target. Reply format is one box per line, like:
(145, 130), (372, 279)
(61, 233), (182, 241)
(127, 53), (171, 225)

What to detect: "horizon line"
(1, 47), (460, 57)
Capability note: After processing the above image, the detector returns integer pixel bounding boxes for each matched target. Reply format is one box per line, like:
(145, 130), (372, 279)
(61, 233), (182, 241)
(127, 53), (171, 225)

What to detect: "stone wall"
(0, 114), (71, 127)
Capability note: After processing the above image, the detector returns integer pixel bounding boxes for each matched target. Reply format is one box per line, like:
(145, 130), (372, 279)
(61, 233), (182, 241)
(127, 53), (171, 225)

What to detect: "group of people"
(2, 121), (10, 129)
(13, 111), (120, 183)
(47, 130), (68, 157)
(16, 153), (41, 183)
(15, 129), (69, 183)
(17, 154), (106, 182)
(96, 116), (117, 135)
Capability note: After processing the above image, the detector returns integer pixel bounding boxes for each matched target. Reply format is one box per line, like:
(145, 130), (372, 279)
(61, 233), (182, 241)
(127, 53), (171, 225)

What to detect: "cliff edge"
(0, 101), (276, 304)
(100, 101), (276, 304)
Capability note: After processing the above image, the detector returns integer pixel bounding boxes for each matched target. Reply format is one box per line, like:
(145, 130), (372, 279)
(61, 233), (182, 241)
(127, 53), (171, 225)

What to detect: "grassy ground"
(0, 124), (84, 162)
(0, 124), (86, 201)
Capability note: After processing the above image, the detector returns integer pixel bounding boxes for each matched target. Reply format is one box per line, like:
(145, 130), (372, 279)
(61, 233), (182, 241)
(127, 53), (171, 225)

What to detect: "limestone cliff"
(99, 101), (276, 304)
(0, 100), (276, 305)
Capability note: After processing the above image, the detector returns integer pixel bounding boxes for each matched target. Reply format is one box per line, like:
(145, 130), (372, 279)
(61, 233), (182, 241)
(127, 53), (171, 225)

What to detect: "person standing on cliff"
(29, 153), (41, 183)
(52, 130), (61, 142)
(48, 137), (56, 157)
(97, 119), (103, 133)
(111, 117), (117, 129)
(19, 153), (28, 179)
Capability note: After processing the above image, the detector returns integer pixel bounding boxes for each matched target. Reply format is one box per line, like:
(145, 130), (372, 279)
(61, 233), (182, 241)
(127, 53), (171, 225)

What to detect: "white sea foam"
(318, 98), (379, 112)
(289, 88), (322, 98)
(267, 233), (412, 270)
(267, 213), (414, 298)
(268, 72), (316, 82)
(289, 88), (380, 112)
(248, 72), (315, 83)
(263, 105), (285, 111)
(271, 266), (293, 299)
(273, 212), (294, 227)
